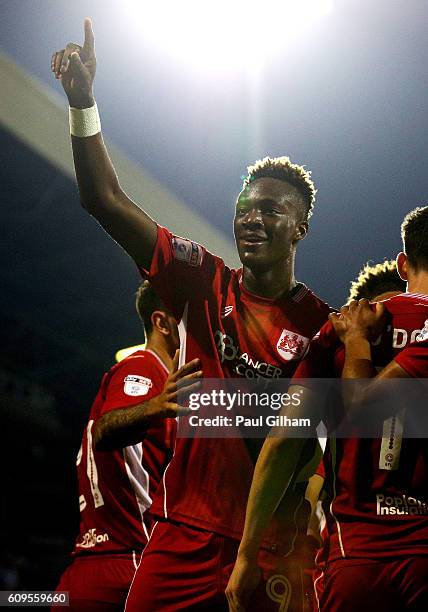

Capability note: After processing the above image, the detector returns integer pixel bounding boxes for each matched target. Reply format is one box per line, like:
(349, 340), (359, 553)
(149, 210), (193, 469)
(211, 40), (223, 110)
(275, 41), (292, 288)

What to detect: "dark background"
(1, 0), (427, 590)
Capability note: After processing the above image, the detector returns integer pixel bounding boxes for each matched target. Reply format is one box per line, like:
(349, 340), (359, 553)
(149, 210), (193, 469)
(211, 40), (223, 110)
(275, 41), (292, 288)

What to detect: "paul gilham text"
(188, 415), (311, 428)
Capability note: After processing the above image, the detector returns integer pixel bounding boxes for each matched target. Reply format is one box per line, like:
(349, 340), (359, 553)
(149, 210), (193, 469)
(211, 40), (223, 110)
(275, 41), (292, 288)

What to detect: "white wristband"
(69, 103), (101, 137)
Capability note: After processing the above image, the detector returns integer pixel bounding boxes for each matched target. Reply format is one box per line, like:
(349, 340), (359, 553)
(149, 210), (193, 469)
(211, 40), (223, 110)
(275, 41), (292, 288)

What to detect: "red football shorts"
(125, 520), (315, 612)
(314, 557), (428, 611)
(53, 552), (140, 611)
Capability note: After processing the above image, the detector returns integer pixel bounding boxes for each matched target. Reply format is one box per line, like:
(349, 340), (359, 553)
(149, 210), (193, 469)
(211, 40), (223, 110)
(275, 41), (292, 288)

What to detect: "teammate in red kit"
(304, 258), (407, 573)
(348, 259), (406, 303)
(51, 20), (331, 610)
(227, 206), (428, 611)
(54, 282), (200, 611)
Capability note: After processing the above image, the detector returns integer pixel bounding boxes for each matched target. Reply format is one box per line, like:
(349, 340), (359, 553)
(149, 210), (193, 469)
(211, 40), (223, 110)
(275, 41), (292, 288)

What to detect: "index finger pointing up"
(83, 17), (94, 53)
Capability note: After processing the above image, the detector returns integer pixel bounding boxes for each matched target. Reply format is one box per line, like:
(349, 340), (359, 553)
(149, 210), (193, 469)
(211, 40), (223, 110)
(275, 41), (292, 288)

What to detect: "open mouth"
(240, 235), (268, 246)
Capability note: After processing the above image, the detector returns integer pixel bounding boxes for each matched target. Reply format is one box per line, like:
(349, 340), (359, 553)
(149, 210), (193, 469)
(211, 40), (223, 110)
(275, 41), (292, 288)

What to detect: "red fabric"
(54, 553), (138, 611)
(294, 293), (428, 563)
(395, 338), (428, 377)
(126, 521), (315, 612)
(315, 458), (326, 479)
(73, 349), (175, 556)
(140, 225), (331, 545)
(314, 557), (428, 611)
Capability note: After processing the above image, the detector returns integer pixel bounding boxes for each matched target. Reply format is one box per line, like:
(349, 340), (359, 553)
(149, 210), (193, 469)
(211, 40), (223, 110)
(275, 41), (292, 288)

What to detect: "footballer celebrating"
(52, 20), (330, 610)
(54, 282), (200, 610)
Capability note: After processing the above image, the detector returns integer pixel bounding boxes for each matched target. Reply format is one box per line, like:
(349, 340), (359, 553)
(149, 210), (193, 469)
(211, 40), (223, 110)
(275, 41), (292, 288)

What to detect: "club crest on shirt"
(276, 329), (309, 361)
(123, 375), (153, 396)
(172, 236), (203, 267)
(416, 319), (428, 342)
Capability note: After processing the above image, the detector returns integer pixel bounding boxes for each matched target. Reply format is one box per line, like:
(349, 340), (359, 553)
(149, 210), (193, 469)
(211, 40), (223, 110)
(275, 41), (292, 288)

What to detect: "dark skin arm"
(225, 386), (322, 611)
(51, 19), (157, 270)
(94, 352), (201, 451)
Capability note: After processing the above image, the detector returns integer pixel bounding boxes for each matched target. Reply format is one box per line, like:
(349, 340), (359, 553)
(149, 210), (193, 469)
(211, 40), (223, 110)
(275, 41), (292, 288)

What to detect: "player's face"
(234, 178), (307, 271)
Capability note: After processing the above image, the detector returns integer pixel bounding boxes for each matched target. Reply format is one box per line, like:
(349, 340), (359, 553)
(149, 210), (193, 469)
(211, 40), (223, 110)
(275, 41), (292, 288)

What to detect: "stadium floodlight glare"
(126, 0), (333, 71)
(115, 344), (146, 363)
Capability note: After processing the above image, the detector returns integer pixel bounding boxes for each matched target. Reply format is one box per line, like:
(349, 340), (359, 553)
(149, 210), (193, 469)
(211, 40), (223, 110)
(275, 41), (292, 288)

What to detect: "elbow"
(78, 181), (123, 216)
(79, 191), (116, 216)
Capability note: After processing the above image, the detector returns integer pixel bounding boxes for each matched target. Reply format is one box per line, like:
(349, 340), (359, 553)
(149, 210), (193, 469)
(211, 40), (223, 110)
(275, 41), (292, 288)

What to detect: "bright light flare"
(126, 0), (333, 72)
(115, 344), (146, 362)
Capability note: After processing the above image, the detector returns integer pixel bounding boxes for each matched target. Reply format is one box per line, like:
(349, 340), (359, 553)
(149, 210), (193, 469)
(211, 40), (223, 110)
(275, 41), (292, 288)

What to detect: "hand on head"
(329, 299), (386, 343)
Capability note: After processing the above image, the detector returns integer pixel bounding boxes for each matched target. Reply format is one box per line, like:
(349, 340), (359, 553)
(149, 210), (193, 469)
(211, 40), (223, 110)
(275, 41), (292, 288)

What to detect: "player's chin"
(238, 250), (271, 270)
(237, 243), (268, 264)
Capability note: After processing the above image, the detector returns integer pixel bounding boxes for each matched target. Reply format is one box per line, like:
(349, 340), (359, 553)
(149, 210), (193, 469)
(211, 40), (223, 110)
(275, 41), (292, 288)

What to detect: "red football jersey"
(73, 349), (176, 556)
(294, 292), (428, 562)
(141, 225), (330, 546)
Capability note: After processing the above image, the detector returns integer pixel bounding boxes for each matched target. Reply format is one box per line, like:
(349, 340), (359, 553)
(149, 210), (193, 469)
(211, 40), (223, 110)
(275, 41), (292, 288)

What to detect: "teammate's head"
(234, 156), (315, 271)
(398, 206), (428, 278)
(348, 260), (406, 303)
(135, 281), (179, 351)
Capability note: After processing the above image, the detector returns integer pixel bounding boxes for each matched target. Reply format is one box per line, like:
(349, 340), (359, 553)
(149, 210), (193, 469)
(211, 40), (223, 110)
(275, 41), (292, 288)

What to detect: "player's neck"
(407, 271), (428, 297)
(145, 338), (174, 372)
(242, 258), (297, 299)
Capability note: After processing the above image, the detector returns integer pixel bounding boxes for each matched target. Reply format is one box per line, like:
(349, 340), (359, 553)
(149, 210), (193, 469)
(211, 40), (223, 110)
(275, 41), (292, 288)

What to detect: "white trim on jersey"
(329, 438), (346, 558)
(398, 293), (428, 299)
(160, 301), (189, 519)
(316, 421), (328, 453)
(291, 283), (309, 303)
(78, 494), (86, 512)
(144, 349), (170, 375)
(178, 303), (188, 368)
(313, 570), (324, 612)
(123, 443), (151, 541)
(121, 347), (171, 537)
(125, 529), (157, 612)
(329, 498), (346, 558)
(87, 420), (105, 508)
(132, 550), (139, 571)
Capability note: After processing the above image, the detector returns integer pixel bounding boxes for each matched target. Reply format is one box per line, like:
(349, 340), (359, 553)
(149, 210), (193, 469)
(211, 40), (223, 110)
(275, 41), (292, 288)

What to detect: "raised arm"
(51, 19), (157, 269)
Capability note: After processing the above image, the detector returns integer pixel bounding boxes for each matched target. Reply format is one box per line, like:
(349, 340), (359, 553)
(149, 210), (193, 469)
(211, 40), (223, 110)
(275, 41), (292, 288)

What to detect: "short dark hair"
(135, 281), (167, 342)
(242, 156), (316, 219)
(348, 260), (406, 302)
(401, 206), (428, 271)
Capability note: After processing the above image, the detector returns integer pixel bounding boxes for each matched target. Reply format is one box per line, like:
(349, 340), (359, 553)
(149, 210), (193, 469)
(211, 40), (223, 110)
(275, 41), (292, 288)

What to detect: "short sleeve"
(139, 225), (220, 320)
(99, 355), (166, 417)
(292, 321), (339, 380)
(394, 338), (428, 378)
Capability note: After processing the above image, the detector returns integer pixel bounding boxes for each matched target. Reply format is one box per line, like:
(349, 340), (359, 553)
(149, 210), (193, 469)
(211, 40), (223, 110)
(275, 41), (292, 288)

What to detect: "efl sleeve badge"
(172, 236), (203, 267)
(123, 375), (153, 396)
